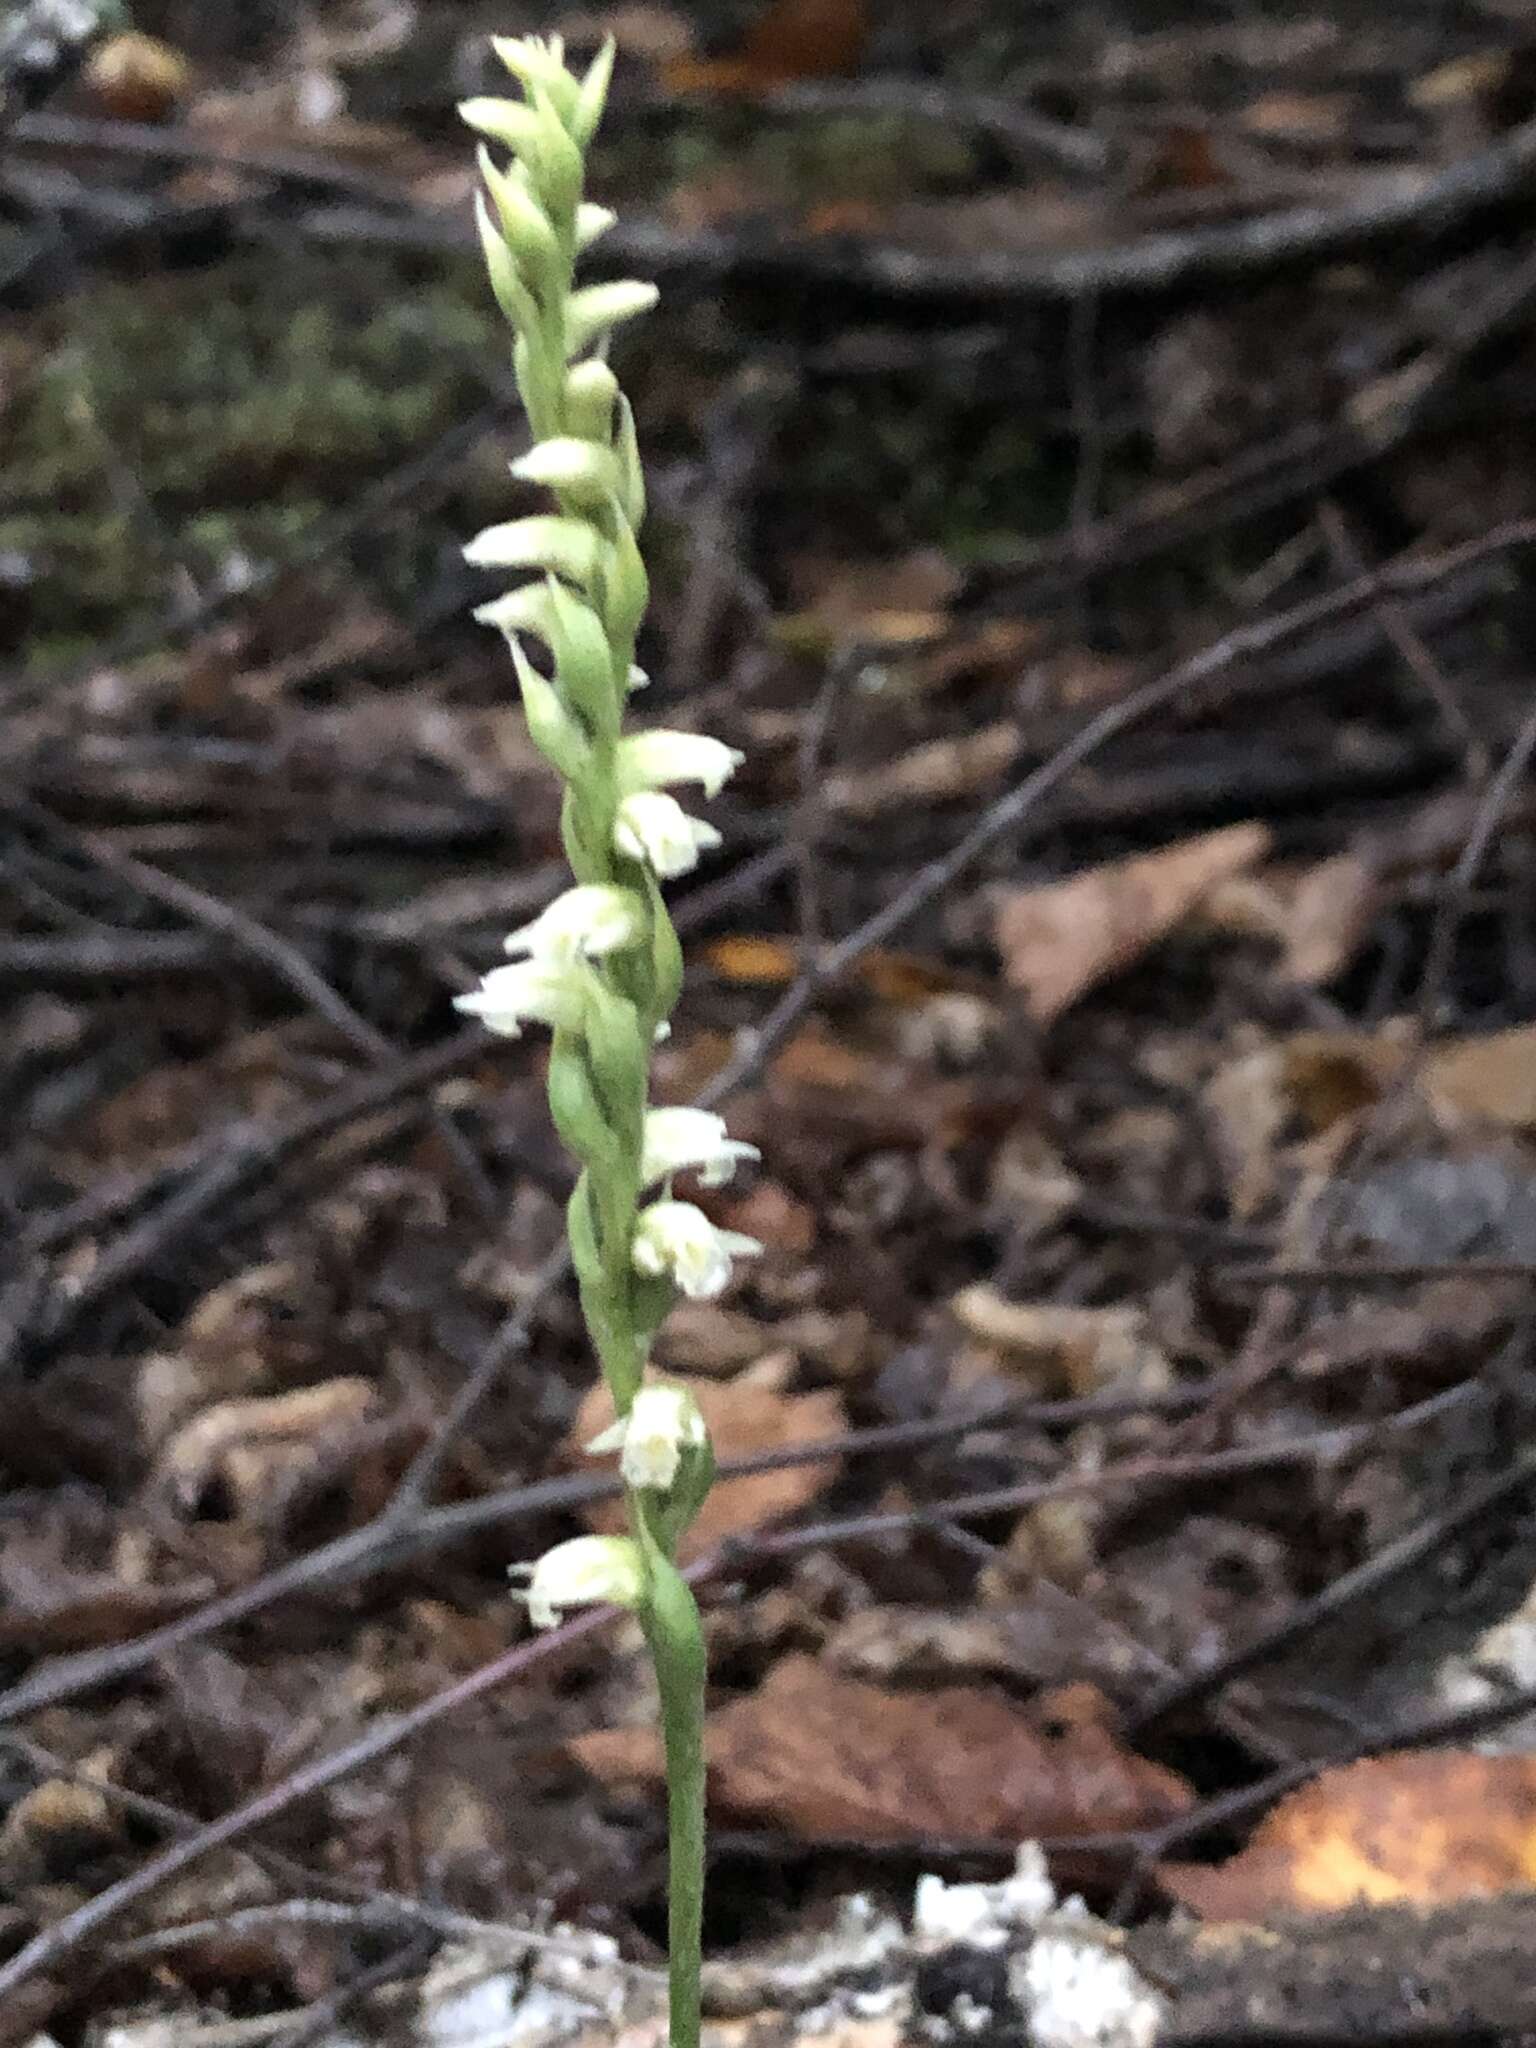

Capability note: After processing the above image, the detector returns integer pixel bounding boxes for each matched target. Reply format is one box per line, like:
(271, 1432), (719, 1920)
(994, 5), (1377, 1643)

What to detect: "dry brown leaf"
(1203, 1041), (1287, 1219)
(554, 7), (695, 64)
(666, 0), (868, 90)
(573, 1657), (1191, 1844)
(1281, 1029), (1410, 1133)
(712, 1178), (817, 1254)
(994, 823), (1272, 1025)
(82, 32), (190, 121)
(781, 548), (961, 650)
(1162, 1753), (1536, 1917)
(951, 1287), (1171, 1399)
(1425, 1027), (1536, 1130)
(705, 942), (981, 1010)
(1276, 855), (1379, 987)
(1240, 92), (1352, 142)
(825, 722), (1020, 821)
(156, 1377), (380, 1521)
(656, 1301), (875, 1380)
(1410, 51), (1510, 108)
(705, 934), (800, 985)
(571, 1367), (845, 1558)
(1278, 1024), (1536, 1135)
(0, 1766), (120, 1885)
(0, 1538), (209, 1654)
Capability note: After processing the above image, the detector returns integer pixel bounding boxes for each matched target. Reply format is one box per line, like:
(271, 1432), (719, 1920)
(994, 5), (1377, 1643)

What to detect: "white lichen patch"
(912, 1842), (1056, 1949)
(1013, 1927), (1166, 2048)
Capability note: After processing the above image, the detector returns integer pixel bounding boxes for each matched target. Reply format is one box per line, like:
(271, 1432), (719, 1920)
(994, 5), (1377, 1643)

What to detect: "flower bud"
(588, 1382), (710, 1491)
(478, 145), (560, 275)
(616, 730), (744, 800)
(577, 202), (617, 249)
(632, 1200), (763, 1299)
(640, 1107), (759, 1189)
(571, 39), (616, 149)
(504, 885), (644, 963)
(492, 35), (580, 126)
(512, 436), (622, 505)
(613, 792), (721, 879)
(473, 192), (539, 337)
(565, 281), (660, 359)
(464, 514), (600, 586)
(512, 1534), (644, 1628)
(458, 95), (544, 154)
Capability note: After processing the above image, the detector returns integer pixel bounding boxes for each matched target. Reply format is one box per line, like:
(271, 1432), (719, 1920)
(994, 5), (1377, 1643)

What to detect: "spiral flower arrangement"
(454, 35), (759, 2048)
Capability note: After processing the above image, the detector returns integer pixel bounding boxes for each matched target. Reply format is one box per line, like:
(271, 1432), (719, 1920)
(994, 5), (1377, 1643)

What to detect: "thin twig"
(1416, 695), (1536, 1027)
(1128, 1431), (1536, 1735)
(298, 112), (1536, 305)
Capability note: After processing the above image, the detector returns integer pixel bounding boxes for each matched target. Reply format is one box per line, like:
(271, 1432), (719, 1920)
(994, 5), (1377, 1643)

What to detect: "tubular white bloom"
(477, 145), (559, 270)
(587, 1382), (711, 1490)
(512, 1535), (645, 1629)
(631, 1200), (763, 1300)
(577, 201), (617, 248)
(613, 792), (721, 879)
(457, 95), (544, 153)
(616, 730), (744, 800)
(640, 1107), (759, 1189)
(463, 514), (600, 583)
(511, 437), (622, 503)
(503, 885), (644, 964)
(565, 280), (660, 357)
(453, 957), (590, 1037)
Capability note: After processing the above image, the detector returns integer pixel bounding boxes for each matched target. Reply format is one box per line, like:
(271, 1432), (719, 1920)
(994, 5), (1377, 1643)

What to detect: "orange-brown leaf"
(574, 1657), (1192, 1844)
(1162, 1753), (1536, 1918)
(994, 823), (1272, 1026)
(665, 0), (868, 91)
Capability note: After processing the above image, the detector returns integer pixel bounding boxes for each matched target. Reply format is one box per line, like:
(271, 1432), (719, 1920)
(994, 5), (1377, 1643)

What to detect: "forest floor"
(5, 1), (1536, 2041)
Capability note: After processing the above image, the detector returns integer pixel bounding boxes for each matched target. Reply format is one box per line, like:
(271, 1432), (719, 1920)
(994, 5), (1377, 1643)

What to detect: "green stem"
(641, 1529), (707, 2048)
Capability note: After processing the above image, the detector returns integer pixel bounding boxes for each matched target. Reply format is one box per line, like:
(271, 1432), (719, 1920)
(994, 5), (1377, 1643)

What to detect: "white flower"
(503, 885), (644, 964)
(511, 436), (621, 504)
(631, 1200), (763, 1300)
(577, 202), (616, 248)
(587, 1382), (711, 1490)
(453, 957), (589, 1037)
(565, 280), (660, 357)
(613, 792), (721, 879)
(462, 514), (599, 583)
(458, 95), (545, 154)
(512, 1535), (644, 1629)
(640, 1107), (759, 1189)
(616, 731), (744, 800)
